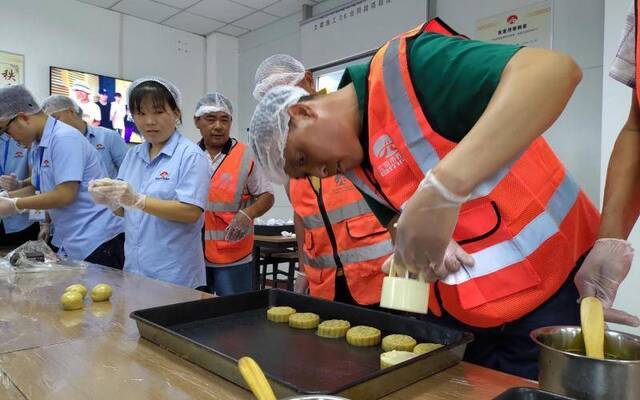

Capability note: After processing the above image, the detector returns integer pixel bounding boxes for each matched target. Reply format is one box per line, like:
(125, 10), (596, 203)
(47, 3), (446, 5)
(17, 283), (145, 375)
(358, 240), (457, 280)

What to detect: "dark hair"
(114, 92), (122, 98)
(129, 81), (181, 123)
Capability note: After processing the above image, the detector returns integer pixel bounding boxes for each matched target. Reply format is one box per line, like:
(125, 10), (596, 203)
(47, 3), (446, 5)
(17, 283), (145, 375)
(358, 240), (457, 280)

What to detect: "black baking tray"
(494, 387), (577, 400)
(130, 289), (473, 399)
(254, 224), (295, 236)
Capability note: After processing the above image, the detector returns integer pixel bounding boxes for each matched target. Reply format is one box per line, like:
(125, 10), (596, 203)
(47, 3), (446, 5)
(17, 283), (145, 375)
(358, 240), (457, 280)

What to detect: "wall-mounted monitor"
(49, 66), (143, 144)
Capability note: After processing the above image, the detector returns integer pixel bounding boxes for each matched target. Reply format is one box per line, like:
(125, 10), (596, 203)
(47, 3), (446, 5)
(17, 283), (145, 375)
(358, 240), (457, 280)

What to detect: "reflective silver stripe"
(344, 170), (394, 210)
(304, 239), (393, 269)
(442, 173), (580, 285)
(204, 230), (226, 240)
(301, 199), (372, 229)
(382, 38), (508, 196)
(206, 146), (253, 212)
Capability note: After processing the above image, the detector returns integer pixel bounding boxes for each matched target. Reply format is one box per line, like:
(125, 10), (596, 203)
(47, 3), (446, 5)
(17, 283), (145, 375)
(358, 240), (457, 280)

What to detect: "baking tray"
(494, 387), (577, 400)
(131, 289), (472, 399)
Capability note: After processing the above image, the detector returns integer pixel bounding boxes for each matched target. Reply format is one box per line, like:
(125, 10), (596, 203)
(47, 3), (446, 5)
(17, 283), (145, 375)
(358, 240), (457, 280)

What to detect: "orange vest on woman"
(345, 18), (600, 327)
(289, 175), (392, 305)
(204, 142), (254, 265)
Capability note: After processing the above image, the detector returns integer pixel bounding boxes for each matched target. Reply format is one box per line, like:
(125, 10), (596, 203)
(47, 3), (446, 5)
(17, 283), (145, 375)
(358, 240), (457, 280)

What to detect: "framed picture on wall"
(0, 50), (24, 88)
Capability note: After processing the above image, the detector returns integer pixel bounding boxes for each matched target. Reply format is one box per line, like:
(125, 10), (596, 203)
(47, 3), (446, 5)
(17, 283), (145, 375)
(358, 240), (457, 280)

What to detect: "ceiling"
(76, 0), (323, 37)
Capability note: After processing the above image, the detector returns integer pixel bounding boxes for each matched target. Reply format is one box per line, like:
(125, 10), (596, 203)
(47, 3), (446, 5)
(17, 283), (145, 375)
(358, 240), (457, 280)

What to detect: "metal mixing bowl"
(531, 326), (640, 400)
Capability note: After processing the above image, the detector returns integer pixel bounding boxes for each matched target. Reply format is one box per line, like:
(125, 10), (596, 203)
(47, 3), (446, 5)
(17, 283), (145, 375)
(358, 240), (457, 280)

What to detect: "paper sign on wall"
(0, 51), (24, 88)
(476, 0), (552, 48)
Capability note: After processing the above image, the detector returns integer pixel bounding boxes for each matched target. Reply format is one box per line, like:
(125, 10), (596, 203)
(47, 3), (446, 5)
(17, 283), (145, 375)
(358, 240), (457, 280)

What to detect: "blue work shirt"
(0, 134), (32, 233)
(85, 125), (128, 178)
(117, 131), (209, 288)
(32, 117), (124, 260)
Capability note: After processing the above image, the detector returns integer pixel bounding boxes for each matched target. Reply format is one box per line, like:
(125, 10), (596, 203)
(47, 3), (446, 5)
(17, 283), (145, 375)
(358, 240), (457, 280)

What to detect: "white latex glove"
(574, 238), (640, 326)
(225, 209), (253, 242)
(294, 270), (309, 294)
(382, 240), (475, 282)
(38, 222), (50, 242)
(88, 179), (121, 210)
(0, 190), (8, 198)
(394, 170), (467, 277)
(0, 196), (23, 217)
(0, 173), (19, 191)
(89, 179), (145, 210)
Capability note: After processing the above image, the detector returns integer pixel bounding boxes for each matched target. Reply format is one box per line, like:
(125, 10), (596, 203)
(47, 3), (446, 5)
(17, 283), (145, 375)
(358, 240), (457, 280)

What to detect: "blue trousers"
(206, 261), (253, 296)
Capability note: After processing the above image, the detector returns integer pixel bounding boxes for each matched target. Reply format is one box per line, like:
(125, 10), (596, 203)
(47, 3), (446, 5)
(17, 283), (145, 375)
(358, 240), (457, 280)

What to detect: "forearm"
(15, 187), (76, 210)
(434, 48), (582, 196)
(142, 197), (202, 223)
(243, 192), (275, 219)
(599, 130), (640, 239)
(8, 185), (36, 198)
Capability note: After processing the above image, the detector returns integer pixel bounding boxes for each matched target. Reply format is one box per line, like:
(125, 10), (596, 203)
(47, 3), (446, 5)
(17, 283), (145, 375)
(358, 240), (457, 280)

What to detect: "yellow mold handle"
(238, 356), (277, 400)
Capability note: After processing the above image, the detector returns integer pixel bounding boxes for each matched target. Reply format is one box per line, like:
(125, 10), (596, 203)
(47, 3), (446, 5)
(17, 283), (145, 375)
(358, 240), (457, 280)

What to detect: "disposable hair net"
(253, 54), (306, 101)
(41, 95), (82, 117)
(127, 76), (182, 107)
(194, 92), (233, 118)
(249, 85), (308, 184)
(0, 85), (41, 121)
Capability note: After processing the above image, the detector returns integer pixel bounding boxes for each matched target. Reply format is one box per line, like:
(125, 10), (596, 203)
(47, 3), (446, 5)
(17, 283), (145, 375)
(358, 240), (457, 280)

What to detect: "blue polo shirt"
(117, 131), (209, 288)
(85, 125), (128, 178)
(0, 134), (32, 233)
(32, 117), (124, 260)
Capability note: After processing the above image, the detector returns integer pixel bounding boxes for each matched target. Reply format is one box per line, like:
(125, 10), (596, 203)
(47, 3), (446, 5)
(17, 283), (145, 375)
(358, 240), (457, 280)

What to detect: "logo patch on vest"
(156, 170), (170, 180)
(14, 151), (24, 158)
(96, 143), (105, 150)
(213, 171), (233, 189)
(372, 133), (405, 177)
(42, 159), (50, 168)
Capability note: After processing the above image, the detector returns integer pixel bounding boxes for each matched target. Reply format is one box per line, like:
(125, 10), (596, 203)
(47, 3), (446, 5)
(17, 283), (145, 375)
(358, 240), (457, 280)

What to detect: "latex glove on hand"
(38, 222), (50, 242)
(0, 173), (19, 192)
(89, 178), (145, 210)
(382, 240), (474, 283)
(574, 238), (640, 326)
(0, 190), (8, 198)
(88, 179), (122, 210)
(394, 169), (467, 278)
(294, 271), (309, 294)
(0, 196), (23, 217)
(224, 209), (253, 242)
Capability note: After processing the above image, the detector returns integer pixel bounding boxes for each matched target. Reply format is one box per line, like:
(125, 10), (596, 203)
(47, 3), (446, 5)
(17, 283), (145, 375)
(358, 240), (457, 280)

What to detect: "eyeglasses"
(1, 115), (17, 134)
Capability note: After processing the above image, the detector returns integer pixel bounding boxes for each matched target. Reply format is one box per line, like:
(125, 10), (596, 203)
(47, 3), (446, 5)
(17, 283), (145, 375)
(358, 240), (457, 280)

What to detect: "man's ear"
(288, 102), (316, 122)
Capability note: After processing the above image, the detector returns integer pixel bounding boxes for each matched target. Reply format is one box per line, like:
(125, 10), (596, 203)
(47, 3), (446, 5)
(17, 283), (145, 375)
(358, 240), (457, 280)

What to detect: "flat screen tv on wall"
(50, 66), (143, 144)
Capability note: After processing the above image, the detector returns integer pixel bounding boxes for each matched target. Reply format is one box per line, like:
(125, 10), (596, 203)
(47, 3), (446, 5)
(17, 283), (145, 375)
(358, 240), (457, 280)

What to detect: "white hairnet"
(253, 54), (306, 101)
(194, 92), (233, 118)
(42, 95), (82, 117)
(249, 85), (309, 184)
(71, 81), (92, 94)
(0, 85), (41, 121)
(127, 76), (182, 107)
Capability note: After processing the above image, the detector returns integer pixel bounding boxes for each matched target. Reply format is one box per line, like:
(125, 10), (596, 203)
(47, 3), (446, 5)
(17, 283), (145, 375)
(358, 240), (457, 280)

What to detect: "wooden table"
(0, 264), (536, 399)
(252, 235), (298, 290)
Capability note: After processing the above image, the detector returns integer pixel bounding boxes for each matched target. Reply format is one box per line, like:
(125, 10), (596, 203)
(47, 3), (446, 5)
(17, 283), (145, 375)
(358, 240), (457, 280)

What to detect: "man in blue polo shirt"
(0, 85), (124, 268)
(0, 133), (37, 245)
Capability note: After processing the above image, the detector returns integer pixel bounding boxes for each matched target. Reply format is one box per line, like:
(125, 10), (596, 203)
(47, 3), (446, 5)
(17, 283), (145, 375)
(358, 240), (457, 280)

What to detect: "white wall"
(0, 0), (206, 141)
(205, 33), (240, 139)
(602, 0), (640, 335)
(436, 0), (604, 206)
(237, 0), (372, 220)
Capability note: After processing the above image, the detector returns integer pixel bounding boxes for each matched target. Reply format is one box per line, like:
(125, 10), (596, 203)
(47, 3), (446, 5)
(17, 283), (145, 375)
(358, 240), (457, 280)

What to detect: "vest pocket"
(450, 197), (542, 309)
(346, 214), (387, 239)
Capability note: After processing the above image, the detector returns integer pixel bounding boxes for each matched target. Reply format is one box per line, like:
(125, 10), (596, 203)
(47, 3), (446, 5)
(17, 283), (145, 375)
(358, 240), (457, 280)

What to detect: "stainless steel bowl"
(531, 326), (640, 400)
(281, 396), (349, 400)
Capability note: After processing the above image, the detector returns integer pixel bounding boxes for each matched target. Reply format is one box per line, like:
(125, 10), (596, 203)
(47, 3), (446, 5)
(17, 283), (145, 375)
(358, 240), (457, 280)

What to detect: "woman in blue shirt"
(90, 77), (209, 288)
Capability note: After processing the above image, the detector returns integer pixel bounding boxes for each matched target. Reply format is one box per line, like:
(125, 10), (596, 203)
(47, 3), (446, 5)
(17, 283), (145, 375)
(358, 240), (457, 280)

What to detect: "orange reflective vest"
(289, 175), (392, 305)
(345, 18), (600, 327)
(204, 142), (254, 265)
